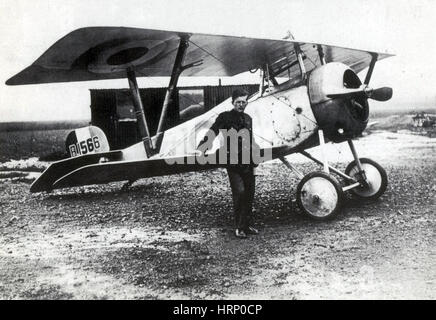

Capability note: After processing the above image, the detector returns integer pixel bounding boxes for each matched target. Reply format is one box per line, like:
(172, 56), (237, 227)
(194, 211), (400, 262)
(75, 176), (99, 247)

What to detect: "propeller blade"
(326, 88), (364, 99)
(326, 86), (392, 102)
(369, 87), (393, 101)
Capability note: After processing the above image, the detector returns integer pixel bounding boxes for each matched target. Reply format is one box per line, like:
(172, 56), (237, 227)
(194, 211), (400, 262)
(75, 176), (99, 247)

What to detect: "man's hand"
(195, 149), (211, 158)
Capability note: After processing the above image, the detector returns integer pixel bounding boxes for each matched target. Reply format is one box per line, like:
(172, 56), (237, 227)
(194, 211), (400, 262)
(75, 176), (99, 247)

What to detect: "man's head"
(232, 89), (249, 113)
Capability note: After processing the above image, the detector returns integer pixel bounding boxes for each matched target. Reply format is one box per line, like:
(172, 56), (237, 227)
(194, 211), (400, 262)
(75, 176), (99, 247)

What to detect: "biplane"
(6, 27), (394, 220)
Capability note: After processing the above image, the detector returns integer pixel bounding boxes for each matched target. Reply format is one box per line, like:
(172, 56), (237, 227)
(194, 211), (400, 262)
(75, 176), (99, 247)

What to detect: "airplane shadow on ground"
(40, 181), (161, 200)
(33, 178), (385, 229)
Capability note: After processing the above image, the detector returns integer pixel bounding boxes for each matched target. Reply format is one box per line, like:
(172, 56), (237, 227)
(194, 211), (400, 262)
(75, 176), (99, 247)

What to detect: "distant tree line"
(0, 120), (89, 132)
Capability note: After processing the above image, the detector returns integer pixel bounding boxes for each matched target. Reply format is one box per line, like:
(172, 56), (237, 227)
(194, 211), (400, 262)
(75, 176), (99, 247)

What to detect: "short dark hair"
(232, 88), (249, 103)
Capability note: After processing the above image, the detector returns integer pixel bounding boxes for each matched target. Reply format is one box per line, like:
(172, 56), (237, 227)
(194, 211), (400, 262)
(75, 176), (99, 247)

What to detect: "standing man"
(197, 89), (259, 239)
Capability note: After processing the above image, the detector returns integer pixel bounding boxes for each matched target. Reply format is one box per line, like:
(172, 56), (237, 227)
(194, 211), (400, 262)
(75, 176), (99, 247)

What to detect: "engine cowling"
(308, 62), (369, 143)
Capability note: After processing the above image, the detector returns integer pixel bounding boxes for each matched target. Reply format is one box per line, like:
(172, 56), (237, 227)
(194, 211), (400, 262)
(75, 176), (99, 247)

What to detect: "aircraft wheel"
(345, 158), (388, 200)
(296, 171), (343, 220)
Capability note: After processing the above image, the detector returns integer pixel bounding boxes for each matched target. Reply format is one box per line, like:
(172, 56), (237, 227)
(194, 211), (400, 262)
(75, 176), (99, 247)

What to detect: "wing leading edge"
(6, 26), (393, 86)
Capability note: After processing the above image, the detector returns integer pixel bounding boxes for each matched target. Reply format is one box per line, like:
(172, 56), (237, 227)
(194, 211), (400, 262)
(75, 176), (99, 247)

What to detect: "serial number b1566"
(69, 136), (100, 157)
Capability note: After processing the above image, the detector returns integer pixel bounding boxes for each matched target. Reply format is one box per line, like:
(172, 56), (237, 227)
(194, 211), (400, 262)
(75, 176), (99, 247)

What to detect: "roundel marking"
(88, 39), (169, 74)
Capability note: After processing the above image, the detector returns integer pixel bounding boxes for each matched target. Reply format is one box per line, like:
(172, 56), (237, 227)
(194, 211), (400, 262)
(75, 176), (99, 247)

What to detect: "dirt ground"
(0, 130), (435, 300)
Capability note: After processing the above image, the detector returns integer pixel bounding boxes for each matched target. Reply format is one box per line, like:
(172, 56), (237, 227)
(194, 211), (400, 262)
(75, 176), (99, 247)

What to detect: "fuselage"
(123, 62), (371, 165)
(122, 83), (319, 163)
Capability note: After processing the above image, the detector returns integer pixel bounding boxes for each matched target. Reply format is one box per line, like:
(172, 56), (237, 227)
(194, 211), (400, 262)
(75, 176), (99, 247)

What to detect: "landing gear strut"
(281, 131), (388, 220)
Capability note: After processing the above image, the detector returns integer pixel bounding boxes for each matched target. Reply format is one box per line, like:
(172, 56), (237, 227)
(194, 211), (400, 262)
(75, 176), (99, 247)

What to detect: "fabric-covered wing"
(6, 26), (393, 85)
(52, 155), (222, 191)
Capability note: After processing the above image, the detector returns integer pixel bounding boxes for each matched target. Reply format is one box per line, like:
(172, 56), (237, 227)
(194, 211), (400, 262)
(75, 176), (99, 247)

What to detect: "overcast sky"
(1, 0), (435, 121)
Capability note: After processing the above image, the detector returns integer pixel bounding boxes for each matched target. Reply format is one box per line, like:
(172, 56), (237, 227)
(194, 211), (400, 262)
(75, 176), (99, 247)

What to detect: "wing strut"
(294, 42), (307, 81)
(126, 34), (203, 157)
(364, 53), (378, 85)
(127, 68), (154, 157)
(155, 35), (202, 152)
(317, 45), (326, 65)
(155, 35), (190, 150)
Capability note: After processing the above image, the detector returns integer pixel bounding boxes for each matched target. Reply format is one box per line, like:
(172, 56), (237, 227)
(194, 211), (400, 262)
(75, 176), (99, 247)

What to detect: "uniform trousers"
(227, 166), (255, 230)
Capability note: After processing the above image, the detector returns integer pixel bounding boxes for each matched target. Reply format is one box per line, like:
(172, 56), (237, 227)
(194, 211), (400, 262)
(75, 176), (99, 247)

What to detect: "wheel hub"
(300, 176), (339, 218)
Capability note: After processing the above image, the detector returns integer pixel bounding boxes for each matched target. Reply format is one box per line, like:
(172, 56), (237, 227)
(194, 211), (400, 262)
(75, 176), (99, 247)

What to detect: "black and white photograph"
(0, 0), (434, 304)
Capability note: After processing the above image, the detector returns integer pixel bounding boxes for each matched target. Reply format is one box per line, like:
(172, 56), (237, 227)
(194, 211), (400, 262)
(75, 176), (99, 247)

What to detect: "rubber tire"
(296, 171), (344, 221)
(345, 158), (388, 200)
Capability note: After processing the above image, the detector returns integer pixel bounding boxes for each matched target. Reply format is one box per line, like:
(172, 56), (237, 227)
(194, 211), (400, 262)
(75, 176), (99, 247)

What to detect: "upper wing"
(6, 26), (393, 85)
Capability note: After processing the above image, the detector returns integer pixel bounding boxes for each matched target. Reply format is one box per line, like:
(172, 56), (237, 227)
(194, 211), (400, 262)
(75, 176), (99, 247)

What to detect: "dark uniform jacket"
(197, 109), (259, 170)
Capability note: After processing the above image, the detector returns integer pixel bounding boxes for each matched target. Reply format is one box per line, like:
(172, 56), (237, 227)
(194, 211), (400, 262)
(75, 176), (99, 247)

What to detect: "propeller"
(327, 86), (393, 102)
